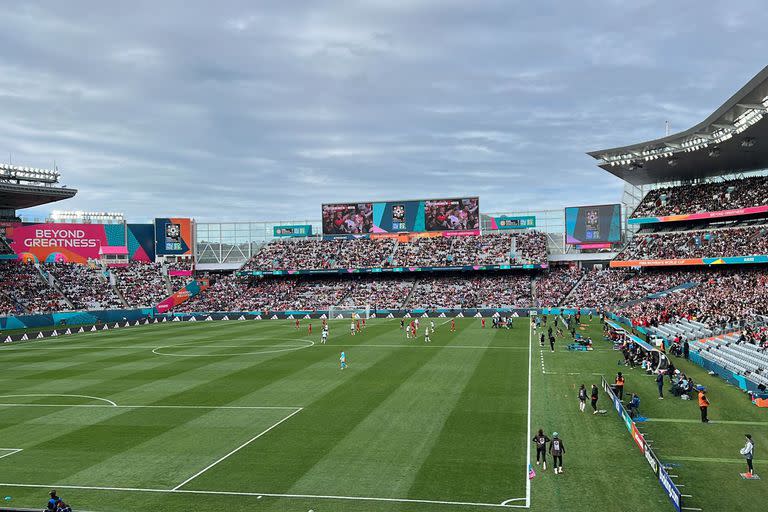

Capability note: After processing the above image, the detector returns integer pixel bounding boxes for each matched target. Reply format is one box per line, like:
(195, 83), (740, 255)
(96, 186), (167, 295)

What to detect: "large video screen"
(425, 197), (480, 231)
(322, 197), (480, 235)
(565, 204), (621, 244)
(321, 203), (374, 234)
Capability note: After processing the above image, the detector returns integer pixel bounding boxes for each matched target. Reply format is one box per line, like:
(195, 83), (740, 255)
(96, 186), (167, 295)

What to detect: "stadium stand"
(44, 262), (123, 310)
(242, 232), (547, 272)
(112, 262), (169, 308)
(0, 261), (67, 313)
(630, 174), (768, 218)
(533, 267), (583, 307)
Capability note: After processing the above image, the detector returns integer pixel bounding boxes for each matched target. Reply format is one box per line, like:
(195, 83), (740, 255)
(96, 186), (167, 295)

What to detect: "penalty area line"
(171, 407), (304, 491)
(0, 483), (529, 508)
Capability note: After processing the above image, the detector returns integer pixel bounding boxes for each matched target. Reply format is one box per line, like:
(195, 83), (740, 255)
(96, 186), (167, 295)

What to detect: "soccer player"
(590, 384), (599, 414)
(578, 384), (587, 412)
(356, 319), (361, 333)
(451, 318), (456, 332)
(532, 429), (550, 470)
(350, 321), (356, 336)
(481, 318), (486, 329)
(340, 351), (347, 370)
(549, 334), (555, 352)
(321, 328), (328, 344)
(415, 318), (420, 330)
(430, 320), (435, 331)
(549, 433), (565, 474)
(362, 318), (366, 329)
(295, 319), (300, 330)
(741, 434), (755, 477)
(308, 323), (312, 334)
(400, 318), (405, 330)
(540, 333), (545, 348)
(411, 321), (417, 339)
(424, 326), (431, 343)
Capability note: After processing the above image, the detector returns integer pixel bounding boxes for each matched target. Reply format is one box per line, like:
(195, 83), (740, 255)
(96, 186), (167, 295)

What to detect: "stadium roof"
(588, 65), (768, 186)
(0, 164), (77, 210)
(0, 181), (77, 210)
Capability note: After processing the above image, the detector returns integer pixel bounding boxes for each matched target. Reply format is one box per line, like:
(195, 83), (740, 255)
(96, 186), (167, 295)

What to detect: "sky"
(3, 0), (768, 223)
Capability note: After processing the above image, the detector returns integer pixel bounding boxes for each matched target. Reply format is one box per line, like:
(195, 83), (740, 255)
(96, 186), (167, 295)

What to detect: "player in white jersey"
(350, 321), (356, 336)
(430, 320), (435, 331)
(415, 318), (420, 330)
(321, 328), (328, 344)
(424, 326), (431, 343)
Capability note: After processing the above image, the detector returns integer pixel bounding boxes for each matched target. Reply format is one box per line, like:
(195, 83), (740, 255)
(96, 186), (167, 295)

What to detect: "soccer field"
(0, 317), (765, 512)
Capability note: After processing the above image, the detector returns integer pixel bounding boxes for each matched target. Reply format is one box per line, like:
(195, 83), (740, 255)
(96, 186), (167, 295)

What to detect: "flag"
(528, 464), (536, 480)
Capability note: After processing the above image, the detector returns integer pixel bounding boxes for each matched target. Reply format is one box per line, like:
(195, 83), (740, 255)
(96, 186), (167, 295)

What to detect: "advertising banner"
(273, 225), (312, 237)
(7, 223), (126, 264)
(155, 279), (208, 313)
(488, 215), (536, 230)
(610, 255), (768, 268)
(154, 218), (193, 256)
(629, 204), (768, 225)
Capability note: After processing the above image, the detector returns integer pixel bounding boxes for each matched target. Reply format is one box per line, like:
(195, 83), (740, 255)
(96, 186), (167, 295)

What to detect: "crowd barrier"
(600, 375), (683, 512)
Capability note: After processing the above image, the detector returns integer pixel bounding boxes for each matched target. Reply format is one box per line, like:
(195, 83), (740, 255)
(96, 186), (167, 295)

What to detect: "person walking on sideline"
(590, 384), (599, 414)
(532, 429), (550, 470)
(549, 432), (565, 474)
(656, 371), (665, 399)
(741, 434), (755, 477)
(578, 384), (587, 412)
(698, 387), (710, 423)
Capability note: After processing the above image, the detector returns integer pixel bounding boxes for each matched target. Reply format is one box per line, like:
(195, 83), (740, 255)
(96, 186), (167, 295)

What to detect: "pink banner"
(10, 224), (108, 264)
(169, 270), (193, 277)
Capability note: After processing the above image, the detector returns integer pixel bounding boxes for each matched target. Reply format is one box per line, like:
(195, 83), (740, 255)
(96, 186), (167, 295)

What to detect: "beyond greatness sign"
(9, 223), (108, 263)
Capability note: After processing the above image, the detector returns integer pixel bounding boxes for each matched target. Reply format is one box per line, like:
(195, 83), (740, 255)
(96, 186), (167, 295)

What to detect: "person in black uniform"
(549, 334), (556, 352)
(590, 384), (599, 414)
(550, 432), (565, 474)
(539, 332), (545, 348)
(532, 429), (550, 470)
(578, 384), (588, 412)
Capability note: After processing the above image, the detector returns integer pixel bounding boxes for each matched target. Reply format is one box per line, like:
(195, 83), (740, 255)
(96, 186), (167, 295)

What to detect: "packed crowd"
(112, 263), (169, 307)
(0, 261), (66, 314)
(243, 232), (547, 272)
(564, 269), (699, 309)
(631, 175), (768, 218)
(243, 238), (396, 271)
(616, 226), (768, 261)
(534, 267), (583, 307)
(44, 262), (123, 310)
(167, 259), (194, 291)
(615, 268), (768, 330)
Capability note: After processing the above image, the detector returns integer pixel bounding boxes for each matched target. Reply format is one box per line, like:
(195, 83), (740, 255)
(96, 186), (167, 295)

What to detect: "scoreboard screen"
(565, 204), (621, 244)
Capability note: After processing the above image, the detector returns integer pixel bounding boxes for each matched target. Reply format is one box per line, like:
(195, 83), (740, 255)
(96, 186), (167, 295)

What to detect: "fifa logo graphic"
(392, 204), (406, 231)
(165, 223), (183, 251)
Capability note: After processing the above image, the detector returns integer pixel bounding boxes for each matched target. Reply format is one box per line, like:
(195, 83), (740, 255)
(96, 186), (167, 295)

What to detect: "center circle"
(152, 338), (315, 357)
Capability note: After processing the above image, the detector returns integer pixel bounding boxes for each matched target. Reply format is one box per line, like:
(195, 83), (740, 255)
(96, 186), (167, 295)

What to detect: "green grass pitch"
(0, 317), (765, 511)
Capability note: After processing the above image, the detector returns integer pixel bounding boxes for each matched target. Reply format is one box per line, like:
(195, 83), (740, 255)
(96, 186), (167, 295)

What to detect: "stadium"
(2, 19), (768, 512)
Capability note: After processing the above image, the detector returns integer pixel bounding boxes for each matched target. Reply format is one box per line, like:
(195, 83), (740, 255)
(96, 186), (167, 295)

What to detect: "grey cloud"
(0, 0), (766, 222)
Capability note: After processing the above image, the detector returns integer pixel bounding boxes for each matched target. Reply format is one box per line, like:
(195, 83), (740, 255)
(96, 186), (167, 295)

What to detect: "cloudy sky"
(3, 1), (767, 223)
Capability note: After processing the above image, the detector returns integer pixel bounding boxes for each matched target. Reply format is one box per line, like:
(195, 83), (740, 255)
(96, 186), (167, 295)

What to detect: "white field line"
(0, 403), (300, 410)
(0, 394), (117, 406)
(0, 448), (22, 460)
(171, 407), (304, 491)
(525, 317), (533, 508)
(0, 483), (528, 508)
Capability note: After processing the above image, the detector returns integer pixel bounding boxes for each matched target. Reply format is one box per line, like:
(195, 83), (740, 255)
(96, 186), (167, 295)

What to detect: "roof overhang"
(0, 182), (78, 210)
(588, 66), (768, 185)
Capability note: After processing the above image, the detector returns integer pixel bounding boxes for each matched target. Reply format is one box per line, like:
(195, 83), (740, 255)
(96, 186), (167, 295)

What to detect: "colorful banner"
(322, 197), (480, 235)
(629, 204), (768, 225)
(488, 215), (536, 230)
(238, 263), (547, 277)
(169, 270), (193, 277)
(611, 255), (768, 268)
(4, 222), (154, 264)
(155, 279), (208, 313)
(273, 225), (312, 237)
(154, 218), (193, 256)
